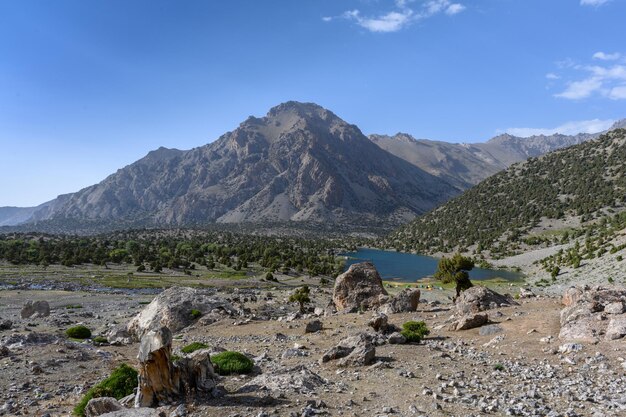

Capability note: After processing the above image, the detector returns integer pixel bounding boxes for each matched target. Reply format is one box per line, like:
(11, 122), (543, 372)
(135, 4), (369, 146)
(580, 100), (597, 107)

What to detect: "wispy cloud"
(580, 0), (611, 6)
(323, 0), (466, 33)
(505, 119), (615, 137)
(549, 52), (626, 100)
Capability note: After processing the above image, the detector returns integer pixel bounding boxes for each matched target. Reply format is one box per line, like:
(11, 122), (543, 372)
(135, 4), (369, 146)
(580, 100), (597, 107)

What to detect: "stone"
(84, 397), (123, 417)
(107, 325), (133, 346)
(518, 288), (536, 299)
(240, 365), (329, 394)
(382, 288), (420, 314)
(604, 302), (625, 315)
(368, 312), (389, 333)
(558, 343), (583, 354)
(479, 324), (503, 336)
(449, 313), (489, 331)
(454, 286), (517, 316)
(606, 316), (626, 340)
(321, 332), (376, 366)
(387, 332), (407, 344)
(135, 326), (217, 407)
(0, 346), (9, 357)
(21, 300), (50, 319)
(304, 320), (323, 334)
(282, 348), (310, 359)
(127, 286), (235, 340)
(332, 262), (388, 312)
(0, 319), (12, 331)
(99, 410), (160, 417)
(562, 287), (584, 307)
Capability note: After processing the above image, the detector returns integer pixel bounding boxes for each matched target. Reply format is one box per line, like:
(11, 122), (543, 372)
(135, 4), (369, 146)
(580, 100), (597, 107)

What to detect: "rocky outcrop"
(321, 332), (376, 367)
(135, 326), (217, 407)
(559, 286), (626, 342)
(333, 263), (388, 312)
(84, 397), (123, 417)
(455, 286), (517, 316)
(127, 287), (235, 340)
(381, 288), (420, 314)
(20, 300), (50, 319)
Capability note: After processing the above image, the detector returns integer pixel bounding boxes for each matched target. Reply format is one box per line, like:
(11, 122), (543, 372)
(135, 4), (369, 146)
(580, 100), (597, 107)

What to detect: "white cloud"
(505, 119), (615, 137)
(593, 51), (621, 61)
(326, 0), (466, 33)
(580, 0), (611, 6)
(546, 73), (560, 80)
(552, 52), (626, 100)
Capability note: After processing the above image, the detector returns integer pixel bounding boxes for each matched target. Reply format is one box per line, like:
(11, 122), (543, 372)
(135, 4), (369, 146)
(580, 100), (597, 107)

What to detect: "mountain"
(383, 128), (626, 256)
(370, 119), (625, 188)
(21, 102), (460, 231)
(0, 206), (38, 227)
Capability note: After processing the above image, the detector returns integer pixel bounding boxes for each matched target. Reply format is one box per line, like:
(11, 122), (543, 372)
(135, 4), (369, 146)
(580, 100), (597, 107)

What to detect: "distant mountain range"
(3, 102), (459, 231)
(2, 101), (623, 233)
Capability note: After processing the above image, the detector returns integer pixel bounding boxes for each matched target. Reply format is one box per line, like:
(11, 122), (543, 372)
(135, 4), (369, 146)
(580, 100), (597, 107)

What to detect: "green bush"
(73, 363), (138, 416)
(400, 321), (430, 343)
(180, 342), (208, 354)
(65, 304), (83, 309)
(66, 325), (92, 340)
(211, 351), (253, 375)
(92, 336), (108, 345)
(190, 309), (202, 319)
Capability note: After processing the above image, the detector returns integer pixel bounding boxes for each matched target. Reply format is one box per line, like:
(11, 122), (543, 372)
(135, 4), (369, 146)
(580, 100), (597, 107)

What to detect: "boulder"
(518, 287), (536, 299)
(304, 320), (323, 334)
(449, 313), (489, 331)
(559, 286), (626, 342)
(127, 287), (235, 340)
(135, 326), (217, 407)
(455, 286), (517, 316)
(84, 397), (123, 417)
(20, 300), (50, 319)
(606, 316), (626, 340)
(368, 312), (389, 333)
(333, 262), (388, 312)
(479, 324), (503, 336)
(106, 325), (133, 346)
(381, 288), (420, 314)
(387, 332), (407, 344)
(321, 332), (376, 366)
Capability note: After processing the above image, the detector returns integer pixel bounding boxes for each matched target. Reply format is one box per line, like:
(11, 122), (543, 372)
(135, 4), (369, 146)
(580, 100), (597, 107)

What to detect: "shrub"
(190, 309), (202, 319)
(289, 286), (311, 313)
(493, 363), (505, 371)
(180, 342), (208, 354)
(65, 304), (83, 309)
(66, 325), (92, 340)
(92, 336), (108, 345)
(211, 351), (253, 375)
(73, 363), (138, 416)
(400, 321), (430, 343)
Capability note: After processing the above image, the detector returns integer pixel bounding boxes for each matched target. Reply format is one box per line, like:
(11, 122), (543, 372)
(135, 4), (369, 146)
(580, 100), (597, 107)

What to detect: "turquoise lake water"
(342, 248), (522, 283)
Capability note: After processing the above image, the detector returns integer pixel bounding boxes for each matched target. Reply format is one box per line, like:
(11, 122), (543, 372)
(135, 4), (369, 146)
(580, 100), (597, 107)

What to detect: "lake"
(342, 248), (522, 283)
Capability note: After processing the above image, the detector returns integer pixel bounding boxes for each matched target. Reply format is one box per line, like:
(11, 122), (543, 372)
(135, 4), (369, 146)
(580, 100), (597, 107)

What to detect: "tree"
(434, 253), (474, 298)
(289, 286), (311, 314)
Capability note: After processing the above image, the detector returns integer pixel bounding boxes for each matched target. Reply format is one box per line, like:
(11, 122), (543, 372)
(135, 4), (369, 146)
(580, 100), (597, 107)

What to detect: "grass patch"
(190, 309), (202, 319)
(211, 351), (253, 375)
(65, 304), (83, 309)
(92, 336), (108, 345)
(180, 342), (208, 354)
(66, 325), (91, 339)
(400, 321), (430, 343)
(73, 363), (138, 416)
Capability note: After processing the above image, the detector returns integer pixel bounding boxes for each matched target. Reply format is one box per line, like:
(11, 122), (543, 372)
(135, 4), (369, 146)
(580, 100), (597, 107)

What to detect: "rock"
(0, 346), (9, 357)
(604, 302), (625, 315)
(368, 312), (389, 333)
(0, 319), (12, 331)
(107, 325), (133, 346)
(84, 397), (124, 417)
(387, 332), (407, 344)
(127, 287), (235, 340)
(454, 286), (517, 316)
(606, 316), (626, 340)
(558, 343), (583, 354)
(135, 326), (217, 407)
(518, 288), (535, 299)
(282, 348), (310, 359)
(478, 324), (503, 336)
(381, 288), (420, 314)
(99, 409), (160, 417)
(559, 286), (626, 342)
(3, 332), (58, 348)
(332, 262), (388, 312)
(304, 320), (323, 333)
(20, 300), (50, 319)
(240, 365), (329, 394)
(321, 332), (376, 366)
(449, 313), (489, 331)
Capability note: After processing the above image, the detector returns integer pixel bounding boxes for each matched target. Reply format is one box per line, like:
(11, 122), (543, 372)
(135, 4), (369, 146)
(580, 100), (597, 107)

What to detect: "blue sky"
(1, 0), (625, 206)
